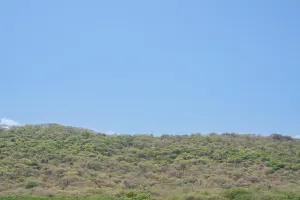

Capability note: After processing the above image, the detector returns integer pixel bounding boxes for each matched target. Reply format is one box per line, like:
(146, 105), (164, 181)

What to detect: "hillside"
(1, 125), (300, 200)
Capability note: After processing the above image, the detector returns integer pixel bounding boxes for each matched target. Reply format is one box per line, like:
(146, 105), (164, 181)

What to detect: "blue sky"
(1, 0), (299, 136)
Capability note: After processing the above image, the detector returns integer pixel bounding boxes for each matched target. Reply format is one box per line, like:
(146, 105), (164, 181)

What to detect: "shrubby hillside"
(0, 124), (300, 199)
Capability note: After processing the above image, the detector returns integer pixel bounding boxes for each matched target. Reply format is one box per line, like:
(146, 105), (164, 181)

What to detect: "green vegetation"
(1, 124), (300, 199)
(0, 197), (111, 200)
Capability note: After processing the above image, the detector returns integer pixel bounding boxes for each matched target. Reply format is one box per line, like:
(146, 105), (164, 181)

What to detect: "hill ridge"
(0, 125), (300, 199)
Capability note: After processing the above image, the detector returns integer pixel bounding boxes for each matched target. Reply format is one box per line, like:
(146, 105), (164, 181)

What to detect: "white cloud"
(105, 131), (117, 135)
(294, 135), (300, 139)
(0, 118), (21, 126)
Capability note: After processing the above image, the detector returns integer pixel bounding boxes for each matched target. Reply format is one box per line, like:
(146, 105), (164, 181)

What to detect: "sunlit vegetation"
(1, 125), (300, 199)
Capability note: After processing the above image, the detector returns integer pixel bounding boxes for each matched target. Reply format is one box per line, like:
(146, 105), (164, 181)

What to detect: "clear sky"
(1, 0), (299, 136)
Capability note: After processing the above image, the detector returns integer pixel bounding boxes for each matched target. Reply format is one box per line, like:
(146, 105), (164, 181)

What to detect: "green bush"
(25, 180), (40, 189)
(125, 192), (152, 200)
(266, 160), (285, 171)
(223, 188), (252, 199)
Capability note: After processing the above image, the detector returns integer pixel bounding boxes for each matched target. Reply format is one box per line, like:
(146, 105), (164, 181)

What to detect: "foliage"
(0, 125), (300, 199)
(223, 188), (252, 199)
(24, 180), (40, 189)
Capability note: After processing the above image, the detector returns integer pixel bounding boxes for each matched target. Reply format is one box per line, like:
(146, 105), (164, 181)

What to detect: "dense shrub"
(0, 124), (300, 198)
(25, 180), (40, 189)
(223, 188), (252, 199)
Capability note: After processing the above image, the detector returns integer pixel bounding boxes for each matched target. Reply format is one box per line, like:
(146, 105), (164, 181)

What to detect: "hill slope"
(0, 125), (300, 199)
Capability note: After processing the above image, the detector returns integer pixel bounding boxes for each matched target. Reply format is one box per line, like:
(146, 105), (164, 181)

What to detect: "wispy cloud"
(105, 131), (117, 135)
(0, 118), (21, 126)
